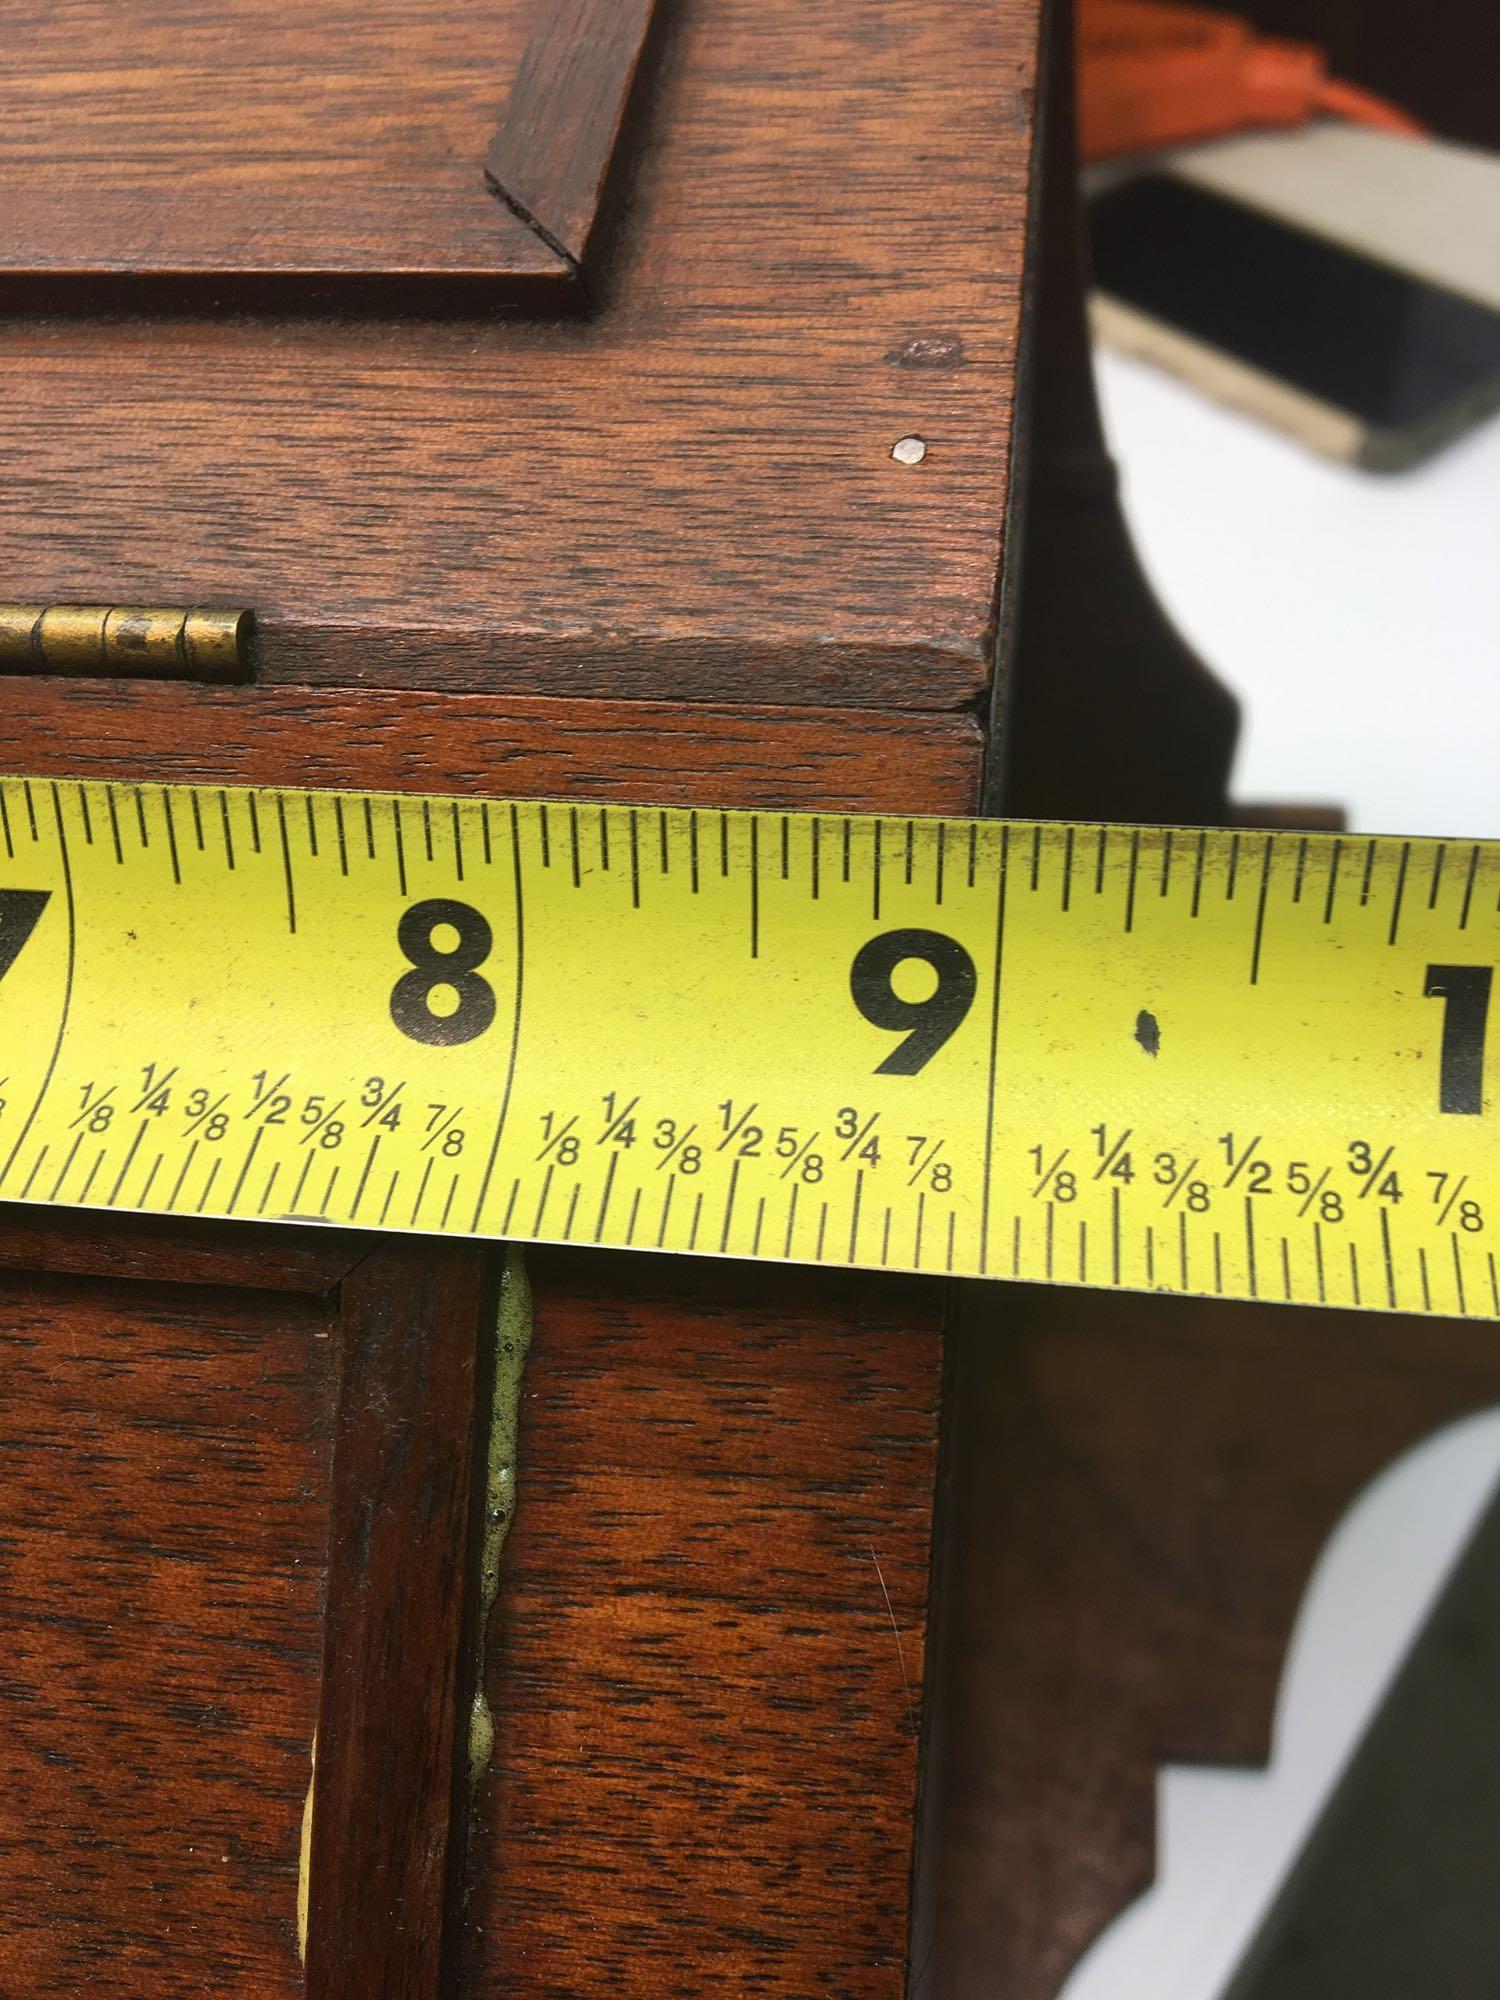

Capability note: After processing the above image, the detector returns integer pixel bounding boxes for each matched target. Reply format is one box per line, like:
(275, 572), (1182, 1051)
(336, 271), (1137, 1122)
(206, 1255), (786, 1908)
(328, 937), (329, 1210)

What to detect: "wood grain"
(464, 1248), (944, 1999)
(0, 1264), (334, 1995)
(0, 0), (664, 294)
(308, 1242), (499, 1999)
(0, 1208), (369, 1296)
(0, 0), (1041, 711)
(0, 680), (983, 816)
(487, 0), (664, 275)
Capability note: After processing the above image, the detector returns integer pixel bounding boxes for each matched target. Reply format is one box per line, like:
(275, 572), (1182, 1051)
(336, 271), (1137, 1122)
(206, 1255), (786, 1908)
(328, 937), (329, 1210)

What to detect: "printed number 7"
(0, 891), (50, 988)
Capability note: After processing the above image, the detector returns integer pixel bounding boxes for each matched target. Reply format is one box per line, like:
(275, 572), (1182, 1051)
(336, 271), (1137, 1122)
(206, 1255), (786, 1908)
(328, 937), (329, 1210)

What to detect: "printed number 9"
(850, 929), (977, 1074)
(390, 899), (496, 1046)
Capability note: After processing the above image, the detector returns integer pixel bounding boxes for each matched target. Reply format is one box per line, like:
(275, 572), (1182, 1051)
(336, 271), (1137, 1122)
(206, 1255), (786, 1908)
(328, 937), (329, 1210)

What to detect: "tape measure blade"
(0, 777), (1492, 1321)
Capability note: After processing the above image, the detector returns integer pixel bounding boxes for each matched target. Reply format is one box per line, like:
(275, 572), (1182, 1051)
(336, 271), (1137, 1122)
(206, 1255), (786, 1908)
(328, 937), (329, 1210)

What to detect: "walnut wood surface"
(487, 0), (663, 275)
(0, 0), (1041, 711)
(0, 680), (982, 815)
(0, 1263), (335, 1994)
(913, 1284), (1500, 2000)
(308, 1243), (499, 2000)
(0, 1220), (948, 2000)
(0, 0), (660, 295)
(0, 1207), (368, 1294)
(466, 1248), (943, 1998)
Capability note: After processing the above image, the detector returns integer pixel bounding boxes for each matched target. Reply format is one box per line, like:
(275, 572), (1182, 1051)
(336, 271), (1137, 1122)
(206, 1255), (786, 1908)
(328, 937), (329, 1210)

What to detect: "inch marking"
(1031, 1148), (1069, 1199)
(777, 1128), (820, 1181)
(466, 804), (526, 1233)
(0, 785), (75, 1195)
(68, 1084), (115, 1130)
(185, 1091), (230, 1138)
(1223, 1135), (1263, 1189)
(1388, 840), (1412, 945)
(161, 789), (182, 884)
(839, 1111), (880, 1164)
(534, 1114), (577, 1162)
(1436, 1174), (1470, 1230)
(978, 823), (1009, 1272)
(0, 787), (1491, 1319)
(1322, 837), (1342, 923)
(1381, 1206), (1398, 1308)
(360, 1079), (405, 1129)
(1459, 843), (1480, 929)
(1160, 1156), (1199, 1209)
(604, 1094), (642, 1145)
(656, 1121), (699, 1171)
(1356, 1144), (1395, 1199)
(419, 1103), (463, 1154)
(275, 794), (298, 932)
(1249, 836), (1273, 984)
(107, 1122), (148, 1207)
(1092, 1128), (1133, 1181)
(1297, 1166), (1332, 1219)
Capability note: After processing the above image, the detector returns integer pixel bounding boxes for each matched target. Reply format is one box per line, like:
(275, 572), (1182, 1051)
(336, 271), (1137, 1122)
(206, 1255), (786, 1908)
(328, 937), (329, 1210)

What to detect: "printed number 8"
(390, 899), (496, 1046)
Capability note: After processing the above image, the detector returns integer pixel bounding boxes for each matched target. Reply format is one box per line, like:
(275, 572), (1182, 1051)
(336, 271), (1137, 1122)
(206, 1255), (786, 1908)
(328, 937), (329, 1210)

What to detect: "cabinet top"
(1, 0), (1043, 713)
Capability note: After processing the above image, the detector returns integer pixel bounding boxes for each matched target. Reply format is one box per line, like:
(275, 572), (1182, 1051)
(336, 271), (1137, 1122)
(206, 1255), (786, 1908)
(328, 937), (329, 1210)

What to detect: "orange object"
(1078, 0), (1424, 162)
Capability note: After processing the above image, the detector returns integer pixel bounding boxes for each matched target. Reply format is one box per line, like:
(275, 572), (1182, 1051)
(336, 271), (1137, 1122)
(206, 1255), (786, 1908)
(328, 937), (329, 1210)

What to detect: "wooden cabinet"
(1, 9), (1006, 1991)
(0, 1), (1247, 1995)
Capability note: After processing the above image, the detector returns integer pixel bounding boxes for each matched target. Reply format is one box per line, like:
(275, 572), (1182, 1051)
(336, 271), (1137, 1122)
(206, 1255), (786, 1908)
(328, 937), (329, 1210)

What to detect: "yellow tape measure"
(0, 776), (1494, 1318)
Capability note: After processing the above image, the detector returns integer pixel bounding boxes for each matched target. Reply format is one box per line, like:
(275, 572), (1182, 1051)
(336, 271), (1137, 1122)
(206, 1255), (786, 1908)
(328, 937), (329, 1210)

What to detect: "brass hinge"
(0, 604), (251, 680)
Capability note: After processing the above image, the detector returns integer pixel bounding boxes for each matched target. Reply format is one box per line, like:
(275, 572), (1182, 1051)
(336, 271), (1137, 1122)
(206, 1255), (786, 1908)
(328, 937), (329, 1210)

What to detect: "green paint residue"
(468, 1249), (534, 1784)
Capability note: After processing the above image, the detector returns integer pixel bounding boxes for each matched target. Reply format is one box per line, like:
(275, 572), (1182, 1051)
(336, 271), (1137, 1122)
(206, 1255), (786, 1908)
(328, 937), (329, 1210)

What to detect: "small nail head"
(891, 435), (927, 465)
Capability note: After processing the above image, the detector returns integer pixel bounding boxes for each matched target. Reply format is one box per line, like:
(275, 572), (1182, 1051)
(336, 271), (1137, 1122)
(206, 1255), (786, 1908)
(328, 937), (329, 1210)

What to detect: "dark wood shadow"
(912, 1281), (1500, 2000)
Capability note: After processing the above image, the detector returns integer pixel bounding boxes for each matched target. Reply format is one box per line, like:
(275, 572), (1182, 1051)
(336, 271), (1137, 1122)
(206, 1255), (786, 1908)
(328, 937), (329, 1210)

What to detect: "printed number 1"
(0, 890), (50, 987)
(1424, 964), (1492, 1115)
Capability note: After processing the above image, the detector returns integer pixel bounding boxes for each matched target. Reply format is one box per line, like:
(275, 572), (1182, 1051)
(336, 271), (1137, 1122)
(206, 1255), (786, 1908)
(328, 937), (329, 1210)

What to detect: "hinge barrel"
(0, 604), (251, 680)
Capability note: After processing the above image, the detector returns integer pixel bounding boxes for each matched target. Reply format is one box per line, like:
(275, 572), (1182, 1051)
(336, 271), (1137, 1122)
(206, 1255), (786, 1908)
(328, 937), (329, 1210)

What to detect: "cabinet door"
(0, 1214), (493, 1999)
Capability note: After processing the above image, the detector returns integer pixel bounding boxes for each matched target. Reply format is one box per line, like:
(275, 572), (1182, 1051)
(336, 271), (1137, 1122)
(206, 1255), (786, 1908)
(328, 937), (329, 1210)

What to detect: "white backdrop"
(1096, 346), (1500, 840)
